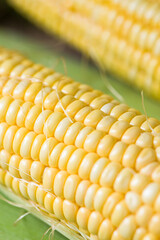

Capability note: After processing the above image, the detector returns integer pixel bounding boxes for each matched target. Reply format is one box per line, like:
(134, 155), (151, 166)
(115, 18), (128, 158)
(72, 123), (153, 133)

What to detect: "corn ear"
(7, 0), (160, 100)
(1, 48), (160, 239)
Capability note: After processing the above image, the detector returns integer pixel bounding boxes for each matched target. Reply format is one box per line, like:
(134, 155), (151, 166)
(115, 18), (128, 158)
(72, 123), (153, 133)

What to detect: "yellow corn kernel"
(136, 205), (153, 228)
(77, 207), (91, 231)
(75, 180), (90, 207)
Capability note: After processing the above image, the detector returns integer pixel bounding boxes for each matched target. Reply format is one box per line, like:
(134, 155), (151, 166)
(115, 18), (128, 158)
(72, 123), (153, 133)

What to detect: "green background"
(0, 14), (160, 240)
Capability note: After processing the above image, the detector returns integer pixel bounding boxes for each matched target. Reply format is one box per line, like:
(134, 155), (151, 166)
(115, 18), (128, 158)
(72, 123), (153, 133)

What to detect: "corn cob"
(7, 0), (160, 100)
(1, 48), (160, 240)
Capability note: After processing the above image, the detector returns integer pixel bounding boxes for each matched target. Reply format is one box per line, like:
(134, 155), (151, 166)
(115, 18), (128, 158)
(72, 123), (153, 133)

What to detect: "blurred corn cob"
(1, 47), (160, 239)
(7, 0), (160, 100)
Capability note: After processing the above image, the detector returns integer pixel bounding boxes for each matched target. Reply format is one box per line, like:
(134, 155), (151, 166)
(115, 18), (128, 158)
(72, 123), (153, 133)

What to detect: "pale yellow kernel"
(54, 171), (69, 198)
(24, 82), (42, 102)
(2, 79), (19, 96)
(125, 191), (141, 212)
(102, 192), (123, 218)
(90, 96), (111, 109)
(44, 192), (55, 213)
(80, 91), (101, 105)
(39, 137), (57, 166)
(88, 211), (103, 235)
(100, 162), (122, 188)
(34, 110), (52, 134)
(141, 162), (159, 176)
(136, 132), (153, 148)
(0, 149), (10, 170)
(30, 161), (45, 183)
(98, 219), (114, 240)
(142, 183), (160, 205)
(75, 180), (90, 207)
(97, 135), (117, 157)
(19, 181), (28, 199)
(66, 100), (87, 118)
(114, 168), (134, 194)
(34, 87), (51, 105)
(31, 134), (46, 161)
(110, 104), (129, 119)
(16, 102), (33, 127)
(13, 80), (30, 100)
(154, 193), (160, 212)
(63, 200), (78, 222)
(36, 187), (46, 206)
(5, 172), (13, 189)
(3, 126), (18, 154)
(9, 155), (21, 178)
(77, 207), (91, 230)
(20, 131), (36, 158)
(101, 102), (117, 115)
(133, 228), (146, 240)
(136, 148), (156, 171)
(84, 109), (104, 128)
(118, 215), (137, 239)
(75, 126), (93, 148)
(94, 187), (112, 212)
(119, 111), (137, 122)
(153, 136), (160, 148)
(25, 105), (41, 131)
(84, 130), (104, 153)
(13, 128), (29, 155)
(43, 72), (59, 86)
(78, 153), (98, 180)
(6, 99), (23, 125)
(122, 144), (141, 168)
(53, 197), (65, 220)
(0, 168), (6, 184)
(44, 112), (64, 138)
(143, 233), (159, 240)
(0, 123), (8, 149)
(64, 122), (83, 145)
(130, 115), (146, 127)
(12, 178), (20, 195)
(43, 167), (58, 191)
(49, 142), (65, 168)
(27, 182), (37, 202)
(62, 82), (80, 95)
(75, 106), (92, 123)
(54, 118), (72, 142)
(0, 96), (13, 122)
(149, 214), (160, 237)
(19, 159), (32, 181)
(111, 230), (124, 240)
(109, 141), (127, 163)
(130, 173), (150, 193)
(97, 116), (116, 133)
(109, 120), (130, 139)
(67, 149), (86, 174)
(90, 157), (109, 184)
(64, 175), (81, 202)
(44, 91), (62, 111)
(136, 205), (153, 227)
(155, 147), (160, 162)
(111, 201), (129, 227)
(122, 126), (141, 144)
(58, 145), (76, 170)
(57, 78), (74, 91)
(74, 89), (88, 99)
(54, 95), (74, 113)
(84, 184), (99, 210)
